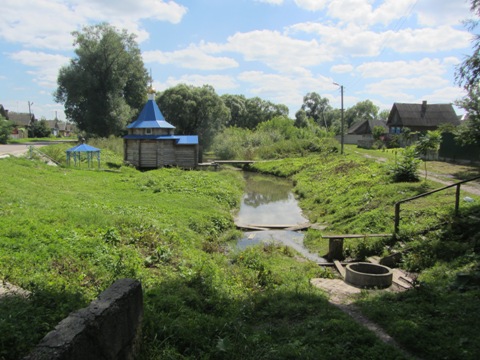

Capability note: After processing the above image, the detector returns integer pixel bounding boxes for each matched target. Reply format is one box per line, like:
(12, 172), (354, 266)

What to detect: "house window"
(145, 128), (152, 135)
(390, 127), (401, 134)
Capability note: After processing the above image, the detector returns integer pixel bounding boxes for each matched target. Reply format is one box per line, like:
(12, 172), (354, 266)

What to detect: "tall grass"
(211, 117), (338, 160)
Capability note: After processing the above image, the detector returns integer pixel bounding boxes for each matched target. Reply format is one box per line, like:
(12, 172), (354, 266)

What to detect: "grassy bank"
(2, 141), (479, 359)
(249, 147), (480, 360)
(1, 151), (409, 359)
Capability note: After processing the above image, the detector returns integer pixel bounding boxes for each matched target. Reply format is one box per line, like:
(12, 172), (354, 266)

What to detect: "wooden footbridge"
(198, 160), (255, 169)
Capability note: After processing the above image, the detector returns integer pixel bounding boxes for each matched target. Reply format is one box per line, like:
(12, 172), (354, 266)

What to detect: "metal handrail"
(28, 145), (61, 166)
(394, 175), (480, 234)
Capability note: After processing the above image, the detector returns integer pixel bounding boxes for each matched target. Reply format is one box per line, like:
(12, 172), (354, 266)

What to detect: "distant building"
(344, 119), (388, 148)
(123, 89), (199, 169)
(0, 105), (35, 139)
(387, 101), (460, 134)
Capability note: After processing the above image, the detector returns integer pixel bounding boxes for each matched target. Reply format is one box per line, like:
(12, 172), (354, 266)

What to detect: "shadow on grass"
(356, 204), (480, 360)
(139, 277), (410, 360)
(0, 286), (88, 360)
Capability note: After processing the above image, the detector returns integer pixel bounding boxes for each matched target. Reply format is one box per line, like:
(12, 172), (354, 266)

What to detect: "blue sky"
(0, 0), (474, 121)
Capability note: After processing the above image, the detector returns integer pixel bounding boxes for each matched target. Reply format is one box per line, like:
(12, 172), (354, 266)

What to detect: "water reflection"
(236, 172), (308, 226)
(238, 230), (325, 263)
(235, 172), (325, 262)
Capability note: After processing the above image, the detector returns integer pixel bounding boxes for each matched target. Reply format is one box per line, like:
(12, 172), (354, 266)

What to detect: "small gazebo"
(66, 141), (101, 168)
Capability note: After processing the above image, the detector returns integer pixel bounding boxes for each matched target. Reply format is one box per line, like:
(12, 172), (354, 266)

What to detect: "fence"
(394, 175), (480, 234)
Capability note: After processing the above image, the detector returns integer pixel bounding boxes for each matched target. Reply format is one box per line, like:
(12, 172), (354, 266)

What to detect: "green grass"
(2, 139), (480, 359)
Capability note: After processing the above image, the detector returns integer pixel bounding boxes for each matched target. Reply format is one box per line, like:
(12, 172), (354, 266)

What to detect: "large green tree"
(455, 0), (480, 145)
(157, 84), (230, 149)
(300, 92), (333, 128)
(344, 100), (379, 129)
(221, 94), (288, 129)
(55, 23), (148, 137)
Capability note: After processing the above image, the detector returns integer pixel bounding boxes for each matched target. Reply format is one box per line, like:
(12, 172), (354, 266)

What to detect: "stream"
(235, 172), (326, 263)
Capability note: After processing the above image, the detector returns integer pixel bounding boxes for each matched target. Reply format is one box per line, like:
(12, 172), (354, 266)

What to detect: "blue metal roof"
(127, 99), (175, 129)
(66, 143), (100, 152)
(123, 134), (198, 145)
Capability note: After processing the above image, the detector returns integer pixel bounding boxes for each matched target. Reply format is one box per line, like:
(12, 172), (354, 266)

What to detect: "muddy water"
(235, 172), (325, 262)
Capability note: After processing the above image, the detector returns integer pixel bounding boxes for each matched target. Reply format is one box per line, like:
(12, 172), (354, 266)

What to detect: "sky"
(0, 0), (475, 121)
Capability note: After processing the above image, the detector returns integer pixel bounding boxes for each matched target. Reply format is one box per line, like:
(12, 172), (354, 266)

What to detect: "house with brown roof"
(387, 101), (460, 134)
(344, 119), (388, 147)
(0, 105), (35, 139)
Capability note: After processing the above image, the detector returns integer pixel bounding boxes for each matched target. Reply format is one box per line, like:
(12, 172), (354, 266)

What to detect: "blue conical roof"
(127, 95), (175, 129)
(66, 143), (100, 152)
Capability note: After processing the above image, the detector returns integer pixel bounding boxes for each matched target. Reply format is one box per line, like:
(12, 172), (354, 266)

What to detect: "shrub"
(390, 146), (421, 182)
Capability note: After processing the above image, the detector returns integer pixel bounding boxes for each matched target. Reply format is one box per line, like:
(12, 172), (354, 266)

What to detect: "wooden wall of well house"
(124, 139), (198, 168)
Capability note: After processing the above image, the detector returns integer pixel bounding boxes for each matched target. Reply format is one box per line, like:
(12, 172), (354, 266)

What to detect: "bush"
(390, 147), (421, 182)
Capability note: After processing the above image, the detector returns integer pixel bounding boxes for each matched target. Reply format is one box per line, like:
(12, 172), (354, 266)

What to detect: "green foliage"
(0, 115), (14, 144)
(211, 116), (337, 160)
(300, 92), (333, 127)
(372, 125), (386, 141)
(455, 86), (480, 145)
(390, 146), (421, 182)
(157, 84), (229, 149)
(28, 119), (51, 138)
(221, 94), (288, 129)
(55, 23), (148, 137)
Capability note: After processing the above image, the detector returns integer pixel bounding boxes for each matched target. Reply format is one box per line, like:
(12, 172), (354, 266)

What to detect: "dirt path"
(311, 278), (421, 359)
(360, 151), (480, 196)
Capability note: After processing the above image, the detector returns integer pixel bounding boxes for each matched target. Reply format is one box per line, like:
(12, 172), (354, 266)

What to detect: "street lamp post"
(333, 83), (344, 155)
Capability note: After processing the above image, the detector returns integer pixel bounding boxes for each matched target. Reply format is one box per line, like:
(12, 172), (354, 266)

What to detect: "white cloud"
(423, 86), (466, 105)
(415, 0), (471, 27)
(155, 74), (238, 92)
(206, 30), (333, 72)
(143, 45), (238, 70)
(255, 0), (284, 5)
(73, 0), (187, 24)
(0, 0), (187, 50)
(364, 75), (451, 101)
(8, 50), (70, 88)
(387, 26), (471, 53)
(288, 22), (471, 56)
(356, 58), (449, 79)
(238, 70), (334, 112)
(326, 0), (417, 27)
(294, 0), (328, 11)
(0, 0), (81, 50)
(331, 64), (354, 73)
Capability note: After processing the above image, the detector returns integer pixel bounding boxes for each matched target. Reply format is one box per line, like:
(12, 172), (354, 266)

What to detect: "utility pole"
(333, 83), (344, 155)
(28, 101), (34, 120)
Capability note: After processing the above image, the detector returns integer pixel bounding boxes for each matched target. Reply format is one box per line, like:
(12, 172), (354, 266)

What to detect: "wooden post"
(455, 184), (461, 216)
(328, 238), (344, 261)
(394, 202), (401, 234)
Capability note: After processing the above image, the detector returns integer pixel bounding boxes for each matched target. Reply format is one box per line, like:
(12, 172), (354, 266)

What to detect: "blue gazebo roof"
(127, 98), (175, 129)
(66, 142), (101, 168)
(66, 143), (100, 152)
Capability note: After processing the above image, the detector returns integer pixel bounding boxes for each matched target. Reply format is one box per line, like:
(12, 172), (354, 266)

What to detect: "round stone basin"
(345, 262), (393, 289)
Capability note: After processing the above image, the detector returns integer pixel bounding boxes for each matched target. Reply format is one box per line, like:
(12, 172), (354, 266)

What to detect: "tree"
(0, 115), (14, 144)
(390, 146), (421, 182)
(344, 100), (379, 129)
(300, 92), (332, 128)
(55, 23), (148, 137)
(455, 88), (480, 145)
(157, 84), (230, 149)
(455, 0), (480, 145)
(294, 109), (309, 128)
(28, 119), (51, 138)
(416, 130), (442, 180)
(221, 94), (246, 127)
(379, 109), (391, 120)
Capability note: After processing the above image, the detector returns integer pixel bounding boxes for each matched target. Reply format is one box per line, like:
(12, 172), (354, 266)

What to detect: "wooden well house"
(123, 89), (199, 169)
